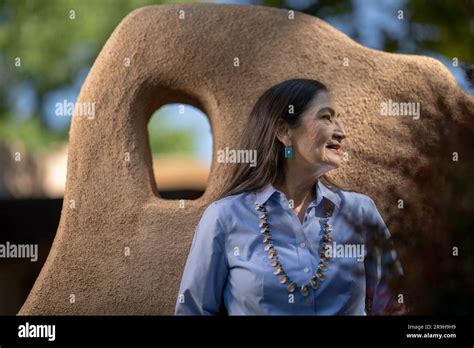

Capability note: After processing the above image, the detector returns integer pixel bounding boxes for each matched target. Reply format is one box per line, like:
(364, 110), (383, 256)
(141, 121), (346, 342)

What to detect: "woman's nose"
(333, 120), (346, 141)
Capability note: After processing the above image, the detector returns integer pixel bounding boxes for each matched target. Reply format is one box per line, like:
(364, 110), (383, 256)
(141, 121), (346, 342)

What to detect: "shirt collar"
(254, 180), (341, 208)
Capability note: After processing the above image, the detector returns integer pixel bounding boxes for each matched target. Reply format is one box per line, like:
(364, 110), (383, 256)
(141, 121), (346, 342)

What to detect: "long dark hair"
(217, 78), (347, 200)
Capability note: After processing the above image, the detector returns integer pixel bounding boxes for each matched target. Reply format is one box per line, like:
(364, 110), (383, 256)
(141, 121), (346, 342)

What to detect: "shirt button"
(300, 242), (306, 248)
(303, 267), (310, 273)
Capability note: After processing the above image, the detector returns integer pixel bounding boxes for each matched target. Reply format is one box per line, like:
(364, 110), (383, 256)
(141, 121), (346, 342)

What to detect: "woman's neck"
(273, 170), (320, 222)
(274, 160), (320, 205)
(273, 178), (316, 208)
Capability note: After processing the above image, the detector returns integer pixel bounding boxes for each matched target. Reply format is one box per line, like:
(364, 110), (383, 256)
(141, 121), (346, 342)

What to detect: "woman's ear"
(276, 119), (291, 147)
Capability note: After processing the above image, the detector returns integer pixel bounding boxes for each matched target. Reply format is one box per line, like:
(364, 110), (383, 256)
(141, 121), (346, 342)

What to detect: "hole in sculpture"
(147, 103), (212, 200)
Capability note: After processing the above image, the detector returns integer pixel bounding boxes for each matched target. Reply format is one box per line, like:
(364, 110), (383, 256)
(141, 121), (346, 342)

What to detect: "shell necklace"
(255, 201), (334, 297)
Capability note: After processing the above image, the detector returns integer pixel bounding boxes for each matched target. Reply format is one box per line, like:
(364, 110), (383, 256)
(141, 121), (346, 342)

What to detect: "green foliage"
(147, 112), (195, 155)
(0, 0), (181, 93)
(0, 0), (196, 153)
(0, 114), (67, 153)
(407, 0), (474, 63)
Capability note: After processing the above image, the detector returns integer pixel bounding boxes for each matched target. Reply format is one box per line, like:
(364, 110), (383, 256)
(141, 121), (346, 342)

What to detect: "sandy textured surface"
(18, 3), (474, 314)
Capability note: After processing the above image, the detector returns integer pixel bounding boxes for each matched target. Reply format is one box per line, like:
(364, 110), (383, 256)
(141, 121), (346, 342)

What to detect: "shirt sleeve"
(364, 197), (405, 315)
(175, 202), (229, 315)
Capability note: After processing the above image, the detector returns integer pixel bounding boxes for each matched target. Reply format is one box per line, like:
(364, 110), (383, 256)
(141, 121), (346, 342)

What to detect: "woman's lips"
(326, 144), (341, 153)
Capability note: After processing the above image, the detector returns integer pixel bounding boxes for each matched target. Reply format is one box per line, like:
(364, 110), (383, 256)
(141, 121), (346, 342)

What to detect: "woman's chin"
(325, 158), (341, 170)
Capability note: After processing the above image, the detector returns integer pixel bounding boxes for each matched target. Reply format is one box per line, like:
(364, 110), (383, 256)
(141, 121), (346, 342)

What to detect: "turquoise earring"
(284, 146), (293, 158)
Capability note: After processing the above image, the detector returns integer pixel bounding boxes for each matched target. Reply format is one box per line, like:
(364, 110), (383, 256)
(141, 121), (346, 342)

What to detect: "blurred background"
(0, 0), (473, 315)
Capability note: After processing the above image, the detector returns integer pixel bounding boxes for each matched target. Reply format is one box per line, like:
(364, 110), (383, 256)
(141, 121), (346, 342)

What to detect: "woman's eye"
(321, 114), (331, 121)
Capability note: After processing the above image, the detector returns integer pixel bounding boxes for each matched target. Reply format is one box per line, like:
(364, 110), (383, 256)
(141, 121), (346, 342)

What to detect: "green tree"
(0, 0), (195, 154)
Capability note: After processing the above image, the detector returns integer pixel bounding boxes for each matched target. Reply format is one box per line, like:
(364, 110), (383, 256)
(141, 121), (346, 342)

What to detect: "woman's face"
(281, 90), (346, 175)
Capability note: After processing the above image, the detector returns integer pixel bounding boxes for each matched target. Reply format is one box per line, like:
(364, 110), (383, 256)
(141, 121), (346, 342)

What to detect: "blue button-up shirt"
(175, 180), (403, 315)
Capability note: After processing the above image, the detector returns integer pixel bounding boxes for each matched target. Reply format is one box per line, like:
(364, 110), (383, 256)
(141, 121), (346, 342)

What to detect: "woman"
(175, 79), (404, 315)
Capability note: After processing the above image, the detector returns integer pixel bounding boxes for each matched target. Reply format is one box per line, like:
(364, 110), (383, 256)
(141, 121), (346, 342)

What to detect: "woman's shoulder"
(197, 191), (255, 233)
(201, 191), (254, 218)
(321, 181), (373, 205)
(327, 186), (379, 221)
(337, 188), (375, 206)
(336, 189), (390, 234)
